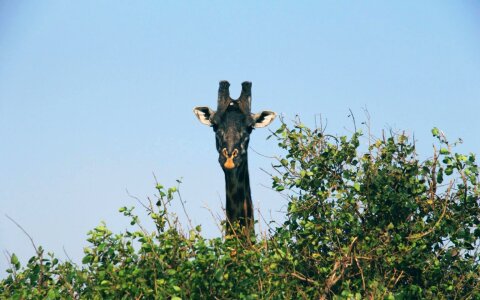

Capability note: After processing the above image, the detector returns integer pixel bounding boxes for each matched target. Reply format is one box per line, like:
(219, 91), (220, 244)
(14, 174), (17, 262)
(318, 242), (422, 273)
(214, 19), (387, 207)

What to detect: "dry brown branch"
(354, 251), (366, 290)
(393, 270), (404, 286)
(321, 260), (342, 300)
(320, 237), (358, 299)
(290, 271), (316, 284)
(430, 145), (438, 206)
(407, 180), (453, 240)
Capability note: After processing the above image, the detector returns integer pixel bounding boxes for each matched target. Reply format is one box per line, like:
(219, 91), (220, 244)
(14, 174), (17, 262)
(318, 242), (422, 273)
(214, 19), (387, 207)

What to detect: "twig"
(430, 145), (438, 205)
(348, 108), (357, 133)
(126, 189), (150, 212)
(177, 187), (193, 230)
(250, 146), (276, 159)
(3, 250), (16, 279)
(202, 202), (223, 233)
(257, 208), (275, 235)
(354, 251), (366, 290)
(290, 271), (315, 284)
(6, 215), (38, 253)
(63, 246), (75, 264)
(393, 270), (404, 286)
(6, 214), (45, 287)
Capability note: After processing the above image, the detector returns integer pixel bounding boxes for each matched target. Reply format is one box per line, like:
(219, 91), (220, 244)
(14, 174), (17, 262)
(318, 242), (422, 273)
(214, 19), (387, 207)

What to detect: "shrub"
(2, 120), (479, 299)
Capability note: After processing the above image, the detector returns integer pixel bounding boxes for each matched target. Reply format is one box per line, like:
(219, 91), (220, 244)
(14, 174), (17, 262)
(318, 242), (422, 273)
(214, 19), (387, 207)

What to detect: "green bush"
(2, 120), (479, 299)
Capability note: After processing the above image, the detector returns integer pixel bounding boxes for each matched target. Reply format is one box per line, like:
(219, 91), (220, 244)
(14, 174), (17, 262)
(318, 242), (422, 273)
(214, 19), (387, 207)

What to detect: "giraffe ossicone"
(193, 81), (276, 235)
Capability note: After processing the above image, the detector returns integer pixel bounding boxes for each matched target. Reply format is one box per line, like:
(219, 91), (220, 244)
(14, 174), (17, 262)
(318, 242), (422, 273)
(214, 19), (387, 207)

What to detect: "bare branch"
(5, 214), (38, 254)
(177, 187), (193, 230)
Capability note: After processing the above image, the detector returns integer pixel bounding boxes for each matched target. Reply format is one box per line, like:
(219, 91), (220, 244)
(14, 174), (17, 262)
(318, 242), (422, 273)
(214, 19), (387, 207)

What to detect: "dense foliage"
(2, 121), (479, 299)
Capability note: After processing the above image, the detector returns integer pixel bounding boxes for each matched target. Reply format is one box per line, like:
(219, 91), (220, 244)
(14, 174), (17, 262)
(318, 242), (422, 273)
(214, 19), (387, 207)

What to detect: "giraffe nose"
(222, 148), (238, 169)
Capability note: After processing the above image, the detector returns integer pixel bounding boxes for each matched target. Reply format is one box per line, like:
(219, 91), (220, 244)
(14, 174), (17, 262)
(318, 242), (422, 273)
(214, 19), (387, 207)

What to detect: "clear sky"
(1, 1), (479, 275)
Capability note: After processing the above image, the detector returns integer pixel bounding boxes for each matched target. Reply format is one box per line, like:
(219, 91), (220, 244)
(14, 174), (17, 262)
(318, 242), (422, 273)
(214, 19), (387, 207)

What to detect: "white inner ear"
(193, 106), (215, 126)
(253, 111), (276, 128)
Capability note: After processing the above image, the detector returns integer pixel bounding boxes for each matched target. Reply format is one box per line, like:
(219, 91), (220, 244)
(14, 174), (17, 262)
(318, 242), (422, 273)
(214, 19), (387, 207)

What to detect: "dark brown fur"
(194, 81), (275, 235)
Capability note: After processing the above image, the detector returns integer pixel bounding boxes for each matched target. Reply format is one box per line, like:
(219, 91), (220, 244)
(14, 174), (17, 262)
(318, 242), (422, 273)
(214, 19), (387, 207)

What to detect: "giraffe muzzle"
(222, 148), (238, 169)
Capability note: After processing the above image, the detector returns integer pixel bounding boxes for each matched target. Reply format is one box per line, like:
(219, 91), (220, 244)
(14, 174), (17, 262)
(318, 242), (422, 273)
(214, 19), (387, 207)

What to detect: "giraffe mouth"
(222, 148), (238, 169)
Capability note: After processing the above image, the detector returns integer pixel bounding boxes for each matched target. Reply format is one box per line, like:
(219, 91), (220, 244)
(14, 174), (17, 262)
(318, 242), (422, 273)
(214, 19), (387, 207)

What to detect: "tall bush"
(1, 120), (479, 299)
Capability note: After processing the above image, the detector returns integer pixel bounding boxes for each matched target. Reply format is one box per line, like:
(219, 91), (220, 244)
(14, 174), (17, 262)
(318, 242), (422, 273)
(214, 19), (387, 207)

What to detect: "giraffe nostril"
(222, 148), (239, 158)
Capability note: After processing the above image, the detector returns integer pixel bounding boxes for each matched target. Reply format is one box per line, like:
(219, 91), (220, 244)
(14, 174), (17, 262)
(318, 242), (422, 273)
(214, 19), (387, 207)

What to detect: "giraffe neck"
(224, 157), (253, 234)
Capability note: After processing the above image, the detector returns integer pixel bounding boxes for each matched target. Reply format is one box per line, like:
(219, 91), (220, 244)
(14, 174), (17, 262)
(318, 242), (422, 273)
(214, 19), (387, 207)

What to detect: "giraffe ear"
(252, 111), (276, 128)
(193, 106), (216, 126)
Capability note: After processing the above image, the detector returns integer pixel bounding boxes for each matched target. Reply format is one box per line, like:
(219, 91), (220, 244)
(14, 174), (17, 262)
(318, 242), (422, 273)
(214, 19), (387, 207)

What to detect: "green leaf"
(82, 255), (92, 264)
(440, 148), (450, 155)
(10, 254), (19, 268)
(166, 269), (177, 275)
(353, 182), (361, 192)
(445, 167), (453, 175)
(46, 289), (56, 299)
(10, 253), (18, 265)
(100, 280), (111, 286)
(437, 169), (444, 184)
(214, 269), (223, 282)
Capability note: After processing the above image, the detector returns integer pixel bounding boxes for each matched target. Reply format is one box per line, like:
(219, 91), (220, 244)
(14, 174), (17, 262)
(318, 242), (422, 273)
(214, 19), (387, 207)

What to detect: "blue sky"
(1, 1), (479, 275)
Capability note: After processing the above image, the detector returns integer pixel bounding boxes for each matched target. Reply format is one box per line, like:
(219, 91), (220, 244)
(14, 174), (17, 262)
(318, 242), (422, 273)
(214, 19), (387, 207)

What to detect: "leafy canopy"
(2, 120), (479, 299)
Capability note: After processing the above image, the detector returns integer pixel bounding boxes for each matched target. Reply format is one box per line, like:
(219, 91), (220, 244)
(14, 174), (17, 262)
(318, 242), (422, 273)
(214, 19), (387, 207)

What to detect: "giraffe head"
(194, 81), (276, 171)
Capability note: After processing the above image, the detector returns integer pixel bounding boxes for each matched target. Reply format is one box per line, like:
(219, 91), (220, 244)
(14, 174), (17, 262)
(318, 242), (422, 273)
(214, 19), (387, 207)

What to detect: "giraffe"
(193, 81), (276, 235)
